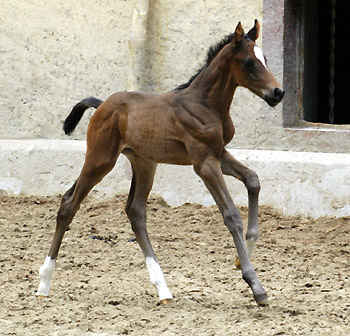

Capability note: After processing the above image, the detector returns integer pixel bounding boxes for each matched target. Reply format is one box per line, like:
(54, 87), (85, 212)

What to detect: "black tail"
(63, 97), (103, 135)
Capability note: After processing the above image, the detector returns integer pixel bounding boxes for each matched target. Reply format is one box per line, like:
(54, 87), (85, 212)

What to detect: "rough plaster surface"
(0, 0), (262, 141)
(1, 0), (348, 153)
(1, 140), (349, 218)
(1, 0), (133, 139)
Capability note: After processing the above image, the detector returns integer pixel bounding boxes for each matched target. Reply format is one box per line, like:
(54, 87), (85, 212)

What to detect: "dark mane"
(175, 32), (235, 90)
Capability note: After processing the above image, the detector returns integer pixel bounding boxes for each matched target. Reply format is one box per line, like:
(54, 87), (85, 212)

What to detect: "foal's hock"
(37, 20), (284, 306)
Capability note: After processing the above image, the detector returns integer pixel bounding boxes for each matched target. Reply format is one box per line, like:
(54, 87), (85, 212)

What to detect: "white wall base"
(1, 140), (349, 218)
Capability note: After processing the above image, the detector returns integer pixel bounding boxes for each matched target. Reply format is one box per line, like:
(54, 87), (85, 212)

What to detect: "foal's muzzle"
(264, 88), (285, 107)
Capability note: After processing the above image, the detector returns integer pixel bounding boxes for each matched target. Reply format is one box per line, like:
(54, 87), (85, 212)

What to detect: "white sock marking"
(36, 256), (56, 296)
(145, 257), (173, 301)
(246, 239), (257, 258)
(254, 46), (268, 70)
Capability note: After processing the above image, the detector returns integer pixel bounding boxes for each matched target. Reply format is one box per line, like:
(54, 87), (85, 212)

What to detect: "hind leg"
(37, 128), (121, 296)
(124, 151), (173, 304)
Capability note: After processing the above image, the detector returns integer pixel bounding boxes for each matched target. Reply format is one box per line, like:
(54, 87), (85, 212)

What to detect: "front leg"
(221, 149), (260, 268)
(194, 156), (267, 305)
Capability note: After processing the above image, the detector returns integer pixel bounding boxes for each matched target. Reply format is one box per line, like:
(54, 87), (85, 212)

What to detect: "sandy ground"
(0, 195), (349, 335)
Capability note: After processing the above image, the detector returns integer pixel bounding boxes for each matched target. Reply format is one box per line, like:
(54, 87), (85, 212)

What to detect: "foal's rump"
(63, 91), (159, 137)
(63, 91), (192, 165)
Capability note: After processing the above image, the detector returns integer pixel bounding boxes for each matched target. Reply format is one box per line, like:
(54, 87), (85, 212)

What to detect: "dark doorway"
(303, 0), (348, 124)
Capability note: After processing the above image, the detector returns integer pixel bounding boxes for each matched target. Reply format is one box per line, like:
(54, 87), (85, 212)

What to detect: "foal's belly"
(123, 139), (192, 165)
(123, 106), (193, 165)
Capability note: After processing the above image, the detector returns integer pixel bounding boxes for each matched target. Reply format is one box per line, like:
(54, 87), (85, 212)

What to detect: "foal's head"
(231, 20), (284, 107)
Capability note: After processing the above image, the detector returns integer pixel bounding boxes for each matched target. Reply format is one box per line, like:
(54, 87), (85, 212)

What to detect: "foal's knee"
(245, 171), (260, 195)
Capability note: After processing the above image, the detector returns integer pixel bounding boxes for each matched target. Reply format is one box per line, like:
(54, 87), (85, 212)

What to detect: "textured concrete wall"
(1, 1), (349, 153)
(0, 0), (132, 140)
(0, 0), (262, 141)
(1, 140), (349, 218)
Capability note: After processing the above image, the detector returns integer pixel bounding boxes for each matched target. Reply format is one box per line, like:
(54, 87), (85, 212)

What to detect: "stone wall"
(1, 140), (349, 218)
(1, 0), (132, 139)
(0, 0), (262, 141)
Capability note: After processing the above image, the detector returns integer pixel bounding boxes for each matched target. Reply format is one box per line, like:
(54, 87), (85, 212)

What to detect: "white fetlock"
(145, 257), (173, 303)
(236, 239), (257, 270)
(36, 256), (56, 296)
(246, 239), (257, 258)
(158, 284), (173, 303)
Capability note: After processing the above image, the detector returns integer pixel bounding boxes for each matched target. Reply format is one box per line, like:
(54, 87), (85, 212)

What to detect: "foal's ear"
(247, 19), (260, 42)
(233, 21), (245, 45)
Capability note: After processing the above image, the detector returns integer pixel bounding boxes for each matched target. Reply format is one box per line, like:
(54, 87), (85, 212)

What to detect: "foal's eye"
(242, 59), (254, 70)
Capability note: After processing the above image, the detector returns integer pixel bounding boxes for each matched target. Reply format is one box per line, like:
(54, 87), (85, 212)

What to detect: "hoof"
(159, 298), (173, 305)
(36, 295), (48, 298)
(235, 256), (241, 270)
(254, 293), (269, 306)
(36, 288), (49, 297)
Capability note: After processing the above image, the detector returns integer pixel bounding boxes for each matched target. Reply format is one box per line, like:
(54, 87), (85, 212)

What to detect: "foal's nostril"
(264, 88), (285, 106)
(274, 88), (285, 100)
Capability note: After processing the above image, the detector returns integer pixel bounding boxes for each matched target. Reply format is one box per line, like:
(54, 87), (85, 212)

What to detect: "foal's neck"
(191, 44), (237, 114)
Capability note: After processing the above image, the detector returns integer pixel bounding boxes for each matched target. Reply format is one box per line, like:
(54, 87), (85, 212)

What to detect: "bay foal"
(37, 21), (284, 306)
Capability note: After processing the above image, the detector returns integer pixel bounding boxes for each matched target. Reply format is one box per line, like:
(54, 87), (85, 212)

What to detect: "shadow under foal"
(37, 20), (284, 306)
